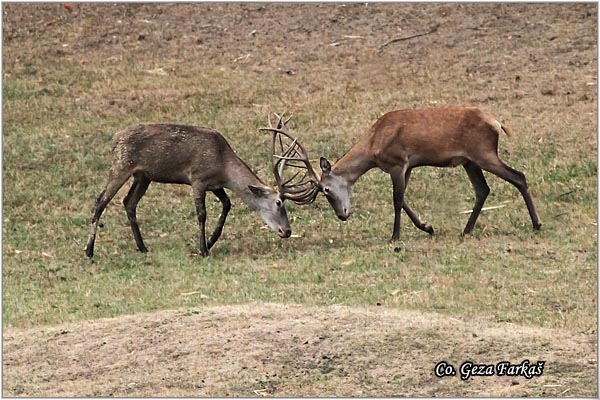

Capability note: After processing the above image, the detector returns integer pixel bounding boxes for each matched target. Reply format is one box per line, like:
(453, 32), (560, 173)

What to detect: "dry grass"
(2, 3), (597, 396)
(3, 303), (596, 397)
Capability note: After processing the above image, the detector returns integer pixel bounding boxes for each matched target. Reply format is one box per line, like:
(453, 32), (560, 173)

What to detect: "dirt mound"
(3, 303), (596, 397)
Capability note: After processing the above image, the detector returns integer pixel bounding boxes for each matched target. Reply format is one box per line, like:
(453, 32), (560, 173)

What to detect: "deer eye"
(276, 199), (282, 208)
(323, 187), (330, 195)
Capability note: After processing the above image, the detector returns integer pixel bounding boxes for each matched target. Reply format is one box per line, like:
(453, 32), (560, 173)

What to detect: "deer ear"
(248, 185), (269, 198)
(319, 157), (331, 176)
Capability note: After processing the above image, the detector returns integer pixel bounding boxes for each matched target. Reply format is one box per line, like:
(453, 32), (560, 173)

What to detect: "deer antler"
(259, 112), (320, 205)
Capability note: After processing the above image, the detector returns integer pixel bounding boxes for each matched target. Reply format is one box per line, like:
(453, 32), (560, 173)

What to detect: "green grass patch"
(2, 4), (596, 336)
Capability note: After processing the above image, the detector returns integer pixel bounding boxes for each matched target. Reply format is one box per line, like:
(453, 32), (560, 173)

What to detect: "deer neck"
(224, 156), (268, 209)
(332, 139), (374, 186)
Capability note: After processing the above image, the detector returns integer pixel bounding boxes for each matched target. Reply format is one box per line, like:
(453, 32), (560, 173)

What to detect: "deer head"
(247, 184), (291, 238)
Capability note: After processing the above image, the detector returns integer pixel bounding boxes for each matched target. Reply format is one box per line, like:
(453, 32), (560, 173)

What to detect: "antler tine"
(274, 112), (282, 129)
(273, 140), (302, 163)
(280, 173), (319, 203)
(283, 112), (293, 127)
(267, 112), (286, 192)
(268, 111), (287, 158)
(270, 122), (284, 192)
(274, 132), (297, 177)
(281, 170), (302, 186)
(259, 127), (313, 165)
(261, 112), (320, 205)
(284, 182), (313, 191)
(267, 127), (319, 180)
(284, 185), (318, 205)
(273, 111), (286, 129)
(281, 185), (312, 194)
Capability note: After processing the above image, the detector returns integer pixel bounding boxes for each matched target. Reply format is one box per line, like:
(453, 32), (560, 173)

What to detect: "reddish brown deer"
(85, 123), (292, 259)
(262, 107), (541, 243)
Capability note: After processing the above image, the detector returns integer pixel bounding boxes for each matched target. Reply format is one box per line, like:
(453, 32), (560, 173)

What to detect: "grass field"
(2, 3), (597, 396)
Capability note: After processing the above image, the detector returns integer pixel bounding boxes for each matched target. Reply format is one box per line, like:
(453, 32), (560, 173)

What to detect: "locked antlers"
(259, 112), (320, 205)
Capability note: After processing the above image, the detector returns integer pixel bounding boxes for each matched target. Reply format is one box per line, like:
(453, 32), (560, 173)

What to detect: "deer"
(260, 106), (541, 244)
(84, 122), (293, 259)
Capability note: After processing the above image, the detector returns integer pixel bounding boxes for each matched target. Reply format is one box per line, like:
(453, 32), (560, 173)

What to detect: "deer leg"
(85, 170), (132, 259)
(192, 183), (209, 257)
(402, 168), (434, 235)
(478, 157), (541, 231)
(389, 165), (407, 242)
(207, 188), (231, 250)
(123, 175), (151, 253)
(462, 161), (490, 235)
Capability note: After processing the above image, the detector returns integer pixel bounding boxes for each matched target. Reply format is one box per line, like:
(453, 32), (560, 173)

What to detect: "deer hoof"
(84, 248), (94, 259)
(425, 225), (434, 235)
(393, 246), (402, 253)
(461, 227), (474, 236)
(533, 223), (542, 231)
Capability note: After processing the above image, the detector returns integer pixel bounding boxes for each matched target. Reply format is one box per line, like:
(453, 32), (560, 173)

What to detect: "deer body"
(85, 124), (291, 259)
(318, 106), (541, 241)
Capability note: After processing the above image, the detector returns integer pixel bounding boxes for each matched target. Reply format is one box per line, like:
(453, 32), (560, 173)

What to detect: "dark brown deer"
(85, 123), (292, 259)
(262, 107), (541, 243)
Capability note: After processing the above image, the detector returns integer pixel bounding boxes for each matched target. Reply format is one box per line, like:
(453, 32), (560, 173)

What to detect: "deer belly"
(435, 156), (468, 168)
(140, 170), (191, 185)
(414, 156), (468, 168)
(152, 176), (191, 185)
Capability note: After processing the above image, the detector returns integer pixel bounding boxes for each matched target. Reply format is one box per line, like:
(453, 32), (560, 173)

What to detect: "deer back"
(367, 106), (501, 169)
(111, 124), (233, 185)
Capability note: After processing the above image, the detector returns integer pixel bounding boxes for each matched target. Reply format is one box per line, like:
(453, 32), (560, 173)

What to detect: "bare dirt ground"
(2, 3), (597, 397)
(3, 303), (596, 397)
(4, 3), (596, 108)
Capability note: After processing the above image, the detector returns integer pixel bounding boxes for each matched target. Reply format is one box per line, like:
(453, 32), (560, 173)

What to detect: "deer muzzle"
(278, 227), (292, 238)
(337, 208), (349, 221)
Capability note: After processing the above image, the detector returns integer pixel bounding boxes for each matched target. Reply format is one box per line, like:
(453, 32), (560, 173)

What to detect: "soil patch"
(3, 303), (596, 397)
